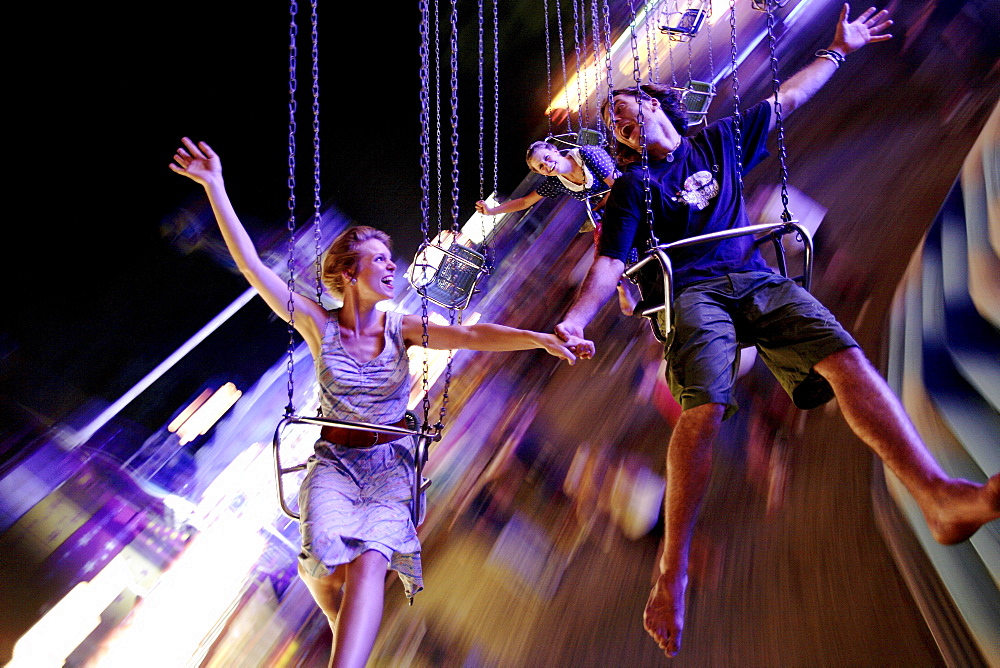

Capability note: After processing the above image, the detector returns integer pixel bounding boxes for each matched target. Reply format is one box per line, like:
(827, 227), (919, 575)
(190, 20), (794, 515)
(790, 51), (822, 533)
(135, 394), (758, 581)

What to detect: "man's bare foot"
(922, 473), (1000, 545)
(644, 572), (687, 657)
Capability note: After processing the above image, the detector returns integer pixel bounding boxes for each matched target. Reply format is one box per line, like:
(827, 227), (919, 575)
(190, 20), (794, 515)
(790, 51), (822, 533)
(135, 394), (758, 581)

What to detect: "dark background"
(5, 1), (588, 434)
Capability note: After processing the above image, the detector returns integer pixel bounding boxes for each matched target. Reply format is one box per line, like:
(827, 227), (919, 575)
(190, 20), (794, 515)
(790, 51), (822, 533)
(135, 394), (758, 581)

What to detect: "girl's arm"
(401, 317), (592, 363)
(475, 191), (544, 216)
(169, 138), (326, 353)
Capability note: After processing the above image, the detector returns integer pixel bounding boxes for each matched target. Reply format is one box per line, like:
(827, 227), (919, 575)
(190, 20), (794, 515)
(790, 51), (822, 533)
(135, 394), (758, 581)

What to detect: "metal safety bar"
(273, 413), (432, 524)
(624, 221), (814, 343)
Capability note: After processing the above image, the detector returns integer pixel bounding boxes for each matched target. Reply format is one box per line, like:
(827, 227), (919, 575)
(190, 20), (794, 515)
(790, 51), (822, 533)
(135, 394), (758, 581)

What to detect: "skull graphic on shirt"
(676, 170), (719, 210)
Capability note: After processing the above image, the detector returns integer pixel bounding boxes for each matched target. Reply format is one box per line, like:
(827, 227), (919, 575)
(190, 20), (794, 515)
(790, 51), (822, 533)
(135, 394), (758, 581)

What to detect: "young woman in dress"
(170, 137), (590, 668)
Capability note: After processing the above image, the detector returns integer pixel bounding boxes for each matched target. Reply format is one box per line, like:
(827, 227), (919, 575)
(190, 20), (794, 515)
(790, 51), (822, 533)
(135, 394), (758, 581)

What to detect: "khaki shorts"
(662, 271), (857, 419)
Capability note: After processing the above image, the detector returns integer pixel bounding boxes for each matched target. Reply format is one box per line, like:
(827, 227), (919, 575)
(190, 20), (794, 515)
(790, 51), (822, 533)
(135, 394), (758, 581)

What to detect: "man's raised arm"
(771, 3), (892, 128)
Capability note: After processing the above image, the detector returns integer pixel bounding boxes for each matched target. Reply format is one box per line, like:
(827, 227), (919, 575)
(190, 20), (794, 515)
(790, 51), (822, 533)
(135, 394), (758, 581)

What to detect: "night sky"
(5, 1), (574, 434)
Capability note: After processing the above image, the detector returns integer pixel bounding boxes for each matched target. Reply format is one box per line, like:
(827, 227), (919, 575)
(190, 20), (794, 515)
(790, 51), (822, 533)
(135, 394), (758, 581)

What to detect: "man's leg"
(644, 402), (726, 657)
(815, 347), (1000, 544)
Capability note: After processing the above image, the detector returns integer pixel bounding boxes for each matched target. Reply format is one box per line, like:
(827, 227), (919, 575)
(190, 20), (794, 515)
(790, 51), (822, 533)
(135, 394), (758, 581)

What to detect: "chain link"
(601, 0), (615, 142)
(285, 0), (299, 416)
(544, 0), (554, 137)
(554, 0), (574, 133)
(571, 0), (588, 129)
(418, 0), (433, 429)
(628, 0), (659, 248)
(311, 0), (323, 305)
(728, 0), (745, 196)
(763, 1), (792, 221)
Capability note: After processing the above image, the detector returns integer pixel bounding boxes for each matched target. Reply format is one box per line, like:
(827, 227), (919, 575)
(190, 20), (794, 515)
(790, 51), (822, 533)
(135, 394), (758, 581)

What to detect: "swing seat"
(751, 0), (790, 11)
(624, 221), (814, 344)
(410, 242), (488, 310)
(676, 80), (716, 127)
(660, 7), (706, 41)
(272, 411), (432, 524)
(546, 128), (605, 149)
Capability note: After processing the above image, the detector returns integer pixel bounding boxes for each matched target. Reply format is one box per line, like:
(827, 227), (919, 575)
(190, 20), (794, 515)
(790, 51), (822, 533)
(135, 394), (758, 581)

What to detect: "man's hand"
(831, 4), (893, 55)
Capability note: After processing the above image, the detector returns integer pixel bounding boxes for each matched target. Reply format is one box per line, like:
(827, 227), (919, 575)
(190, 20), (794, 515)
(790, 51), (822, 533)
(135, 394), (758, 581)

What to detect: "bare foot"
(644, 572), (687, 657)
(923, 473), (1000, 545)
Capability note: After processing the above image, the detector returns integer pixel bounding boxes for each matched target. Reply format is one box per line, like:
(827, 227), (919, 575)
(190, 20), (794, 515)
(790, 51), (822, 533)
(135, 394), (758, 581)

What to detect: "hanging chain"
(311, 0), (323, 305)
(489, 0), (499, 272)
(666, 1), (679, 87)
(628, 0), (658, 248)
(434, 0), (444, 238)
(571, 0), (588, 129)
(478, 0), (485, 205)
(763, 1), (792, 221)
(601, 0), (616, 143)
(728, 0), (745, 196)
(590, 0), (604, 134)
(543, 0), (554, 137)
(644, 0), (658, 83)
(284, 0), (299, 417)
(554, 0), (574, 133)
(706, 0), (715, 84)
(418, 0), (434, 430)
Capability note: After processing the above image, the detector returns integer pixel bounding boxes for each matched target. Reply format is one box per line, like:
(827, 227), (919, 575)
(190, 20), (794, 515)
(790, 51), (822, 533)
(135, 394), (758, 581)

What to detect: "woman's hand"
(475, 200), (494, 216)
(831, 4), (892, 55)
(539, 332), (595, 364)
(169, 137), (223, 187)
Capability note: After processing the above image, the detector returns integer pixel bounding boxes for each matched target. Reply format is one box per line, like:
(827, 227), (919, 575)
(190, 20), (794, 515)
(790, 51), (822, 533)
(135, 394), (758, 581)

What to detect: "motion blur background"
(1, 0), (998, 665)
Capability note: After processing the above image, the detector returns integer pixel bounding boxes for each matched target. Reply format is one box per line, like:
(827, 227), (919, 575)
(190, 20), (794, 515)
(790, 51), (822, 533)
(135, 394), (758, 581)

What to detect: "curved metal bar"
(273, 413), (432, 523)
(623, 221), (813, 345)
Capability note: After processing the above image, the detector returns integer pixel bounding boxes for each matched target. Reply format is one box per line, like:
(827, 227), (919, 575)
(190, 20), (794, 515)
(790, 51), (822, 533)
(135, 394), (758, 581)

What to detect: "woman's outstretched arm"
(401, 316), (593, 363)
(170, 138), (325, 351)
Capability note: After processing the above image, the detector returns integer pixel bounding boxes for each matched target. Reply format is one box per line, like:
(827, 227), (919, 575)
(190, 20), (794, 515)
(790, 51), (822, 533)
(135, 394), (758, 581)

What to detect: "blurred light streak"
(8, 553), (132, 668)
(167, 389), (212, 434)
(90, 515), (267, 668)
(71, 288), (257, 448)
(172, 383), (243, 445)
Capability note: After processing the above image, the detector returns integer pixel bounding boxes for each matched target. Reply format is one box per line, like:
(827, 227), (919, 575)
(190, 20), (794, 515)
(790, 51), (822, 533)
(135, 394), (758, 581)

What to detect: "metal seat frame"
(624, 221), (814, 343)
(546, 128), (606, 149)
(273, 413), (433, 525)
(659, 5), (708, 42)
(410, 241), (489, 310)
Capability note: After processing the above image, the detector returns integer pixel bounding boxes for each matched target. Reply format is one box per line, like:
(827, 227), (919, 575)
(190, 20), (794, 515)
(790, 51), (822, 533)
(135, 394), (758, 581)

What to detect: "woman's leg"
(330, 550), (389, 668)
(298, 561), (346, 629)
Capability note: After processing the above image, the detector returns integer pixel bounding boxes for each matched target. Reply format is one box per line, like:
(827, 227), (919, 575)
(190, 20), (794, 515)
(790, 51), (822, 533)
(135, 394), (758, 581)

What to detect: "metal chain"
(285, 0), (299, 416)
(644, 0), (658, 83)
(449, 0), (460, 237)
(628, 0), (658, 248)
(728, 0), (745, 196)
(554, 0), (574, 132)
(601, 0), (616, 142)
(418, 0), (434, 429)
(488, 0), (499, 271)
(590, 0), (604, 134)
(666, 1), (678, 87)
(543, 0), (554, 137)
(478, 0), (485, 203)
(311, 0), (323, 305)
(571, 0), (588, 129)
(706, 0), (715, 84)
(763, 1), (792, 221)
(434, 0), (444, 238)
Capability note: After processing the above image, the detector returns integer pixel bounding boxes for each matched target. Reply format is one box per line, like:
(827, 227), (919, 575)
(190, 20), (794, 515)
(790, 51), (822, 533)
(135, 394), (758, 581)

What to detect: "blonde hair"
(321, 225), (393, 295)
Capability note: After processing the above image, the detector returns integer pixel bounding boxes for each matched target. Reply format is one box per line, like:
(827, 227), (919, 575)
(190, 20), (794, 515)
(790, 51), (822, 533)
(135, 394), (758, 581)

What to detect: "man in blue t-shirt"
(556, 4), (999, 658)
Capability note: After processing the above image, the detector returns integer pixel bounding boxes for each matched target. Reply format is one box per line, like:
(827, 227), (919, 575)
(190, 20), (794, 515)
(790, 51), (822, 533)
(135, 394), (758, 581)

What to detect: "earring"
(350, 278), (357, 285)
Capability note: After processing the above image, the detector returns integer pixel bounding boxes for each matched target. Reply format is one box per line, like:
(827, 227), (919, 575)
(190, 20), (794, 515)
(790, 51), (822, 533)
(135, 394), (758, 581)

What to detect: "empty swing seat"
(547, 127), (606, 148)
(659, 6), (707, 41)
(410, 242), (488, 311)
(677, 80), (716, 127)
(624, 221), (814, 343)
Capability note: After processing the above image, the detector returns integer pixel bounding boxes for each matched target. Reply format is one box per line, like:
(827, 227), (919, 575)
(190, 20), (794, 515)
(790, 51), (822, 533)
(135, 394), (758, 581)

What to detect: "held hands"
(540, 332), (594, 365)
(554, 321), (596, 360)
(831, 4), (893, 55)
(475, 200), (495, 216)
(169, 137), (223, 187)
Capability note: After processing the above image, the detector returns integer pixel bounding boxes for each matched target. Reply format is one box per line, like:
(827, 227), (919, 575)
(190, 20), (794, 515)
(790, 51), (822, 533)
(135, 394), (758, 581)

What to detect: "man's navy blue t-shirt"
(598, 101), (774, 294)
